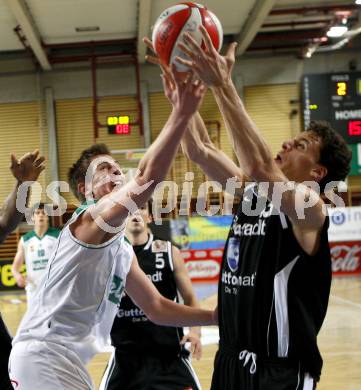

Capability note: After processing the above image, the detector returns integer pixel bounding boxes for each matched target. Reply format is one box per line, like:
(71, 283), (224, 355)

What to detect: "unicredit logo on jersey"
(231, 203), (274, 238)
(232, 219), (266, 236)
(146, 270), (163, 283)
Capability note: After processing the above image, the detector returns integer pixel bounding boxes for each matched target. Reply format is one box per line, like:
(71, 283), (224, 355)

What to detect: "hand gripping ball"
(152, 2), (223, 71)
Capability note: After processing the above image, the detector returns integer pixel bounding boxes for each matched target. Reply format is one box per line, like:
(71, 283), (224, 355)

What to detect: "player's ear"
(310, 164), (327, 182)
(77, 181), (86, 199)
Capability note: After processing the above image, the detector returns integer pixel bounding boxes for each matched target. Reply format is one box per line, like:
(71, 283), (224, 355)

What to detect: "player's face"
(274, 132), (325, 184)
(32, 208), (48, 227)
(89, 155), (124, 200)
(126, 205), (151, 235)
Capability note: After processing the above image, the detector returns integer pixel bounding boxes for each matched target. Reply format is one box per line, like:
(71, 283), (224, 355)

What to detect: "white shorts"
(9, 340), (94, 390)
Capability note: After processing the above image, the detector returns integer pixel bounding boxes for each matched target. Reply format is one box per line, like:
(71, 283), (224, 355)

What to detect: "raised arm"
(73, 69), (207, 244)
(0, 150), (45, 243)
(176, 27), (325, 233)
(181, 112), (244, 190)
(143, 36), (243, 190)
(125, 255), (216, 327)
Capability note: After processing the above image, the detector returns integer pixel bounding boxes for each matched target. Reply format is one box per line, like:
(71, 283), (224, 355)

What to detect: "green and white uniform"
(21, 227), (60, 303)
(10, 203), (134, 390)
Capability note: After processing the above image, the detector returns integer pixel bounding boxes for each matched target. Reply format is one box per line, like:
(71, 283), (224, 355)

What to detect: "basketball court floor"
(2, 277), (360, 389)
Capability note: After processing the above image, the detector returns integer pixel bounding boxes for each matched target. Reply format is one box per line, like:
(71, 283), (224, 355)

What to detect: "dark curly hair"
(68, 144), (111, 202)
(306, 121), (352, 192)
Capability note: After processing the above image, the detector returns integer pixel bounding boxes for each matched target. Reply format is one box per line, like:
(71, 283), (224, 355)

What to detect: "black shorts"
(211, 348), (316, 390)
(0, 314), (13, 390)
(100, 350), (201, 390)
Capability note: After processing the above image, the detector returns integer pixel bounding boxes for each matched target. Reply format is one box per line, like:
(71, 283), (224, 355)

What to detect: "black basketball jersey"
(219, 184), (331, 380)
(111, 234), (185, 356)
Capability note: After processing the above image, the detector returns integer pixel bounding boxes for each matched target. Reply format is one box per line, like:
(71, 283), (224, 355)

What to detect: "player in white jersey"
(12, 203), (60, 304)
(9, 68), (217, 390)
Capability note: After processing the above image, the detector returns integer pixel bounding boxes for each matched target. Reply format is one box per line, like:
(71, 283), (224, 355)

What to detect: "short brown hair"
(68, 144), (111, 202)
(306, 121), (352, 192)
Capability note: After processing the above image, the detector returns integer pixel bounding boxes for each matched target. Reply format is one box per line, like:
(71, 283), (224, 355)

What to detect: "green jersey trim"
(74, 200), (97, 215)
(46, 227), (61, 239)
(69, 200), (125, 249)
(22, 227), (60, 242)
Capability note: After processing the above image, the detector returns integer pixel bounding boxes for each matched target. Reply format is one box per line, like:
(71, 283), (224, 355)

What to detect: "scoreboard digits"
(107, 115), (131, 135)
(302, 72), (361, 144)
(336, 82), (347, 96)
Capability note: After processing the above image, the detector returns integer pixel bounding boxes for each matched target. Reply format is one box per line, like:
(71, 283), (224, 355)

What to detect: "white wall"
(0, 48), (360, 103)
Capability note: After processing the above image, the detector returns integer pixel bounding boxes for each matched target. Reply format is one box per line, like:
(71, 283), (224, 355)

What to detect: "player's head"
(126, 200), (152, 236)
(68, 144), (123, 202)
(275, 121), (351, 192)
(32, 203), (49, 228)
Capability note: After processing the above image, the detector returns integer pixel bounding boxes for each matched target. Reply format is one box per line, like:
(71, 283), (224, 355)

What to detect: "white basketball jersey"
(13, 204), (134, 364)
(21, 228), (60, 292)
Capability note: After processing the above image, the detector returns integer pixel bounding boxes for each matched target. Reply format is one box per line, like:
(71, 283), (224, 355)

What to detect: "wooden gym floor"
(1, 277), (360, 389)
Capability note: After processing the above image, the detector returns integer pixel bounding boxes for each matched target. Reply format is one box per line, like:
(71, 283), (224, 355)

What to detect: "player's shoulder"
(123, 236), (135, 256)
(22, 230), (36, 243)
(123, 235), (132, 249)
(122, 236), (135, 265)
(73, 200), (97, 218)
(46, 227), (61, 239)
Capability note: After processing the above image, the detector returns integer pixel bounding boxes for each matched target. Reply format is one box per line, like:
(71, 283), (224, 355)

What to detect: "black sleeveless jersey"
(111, 234), (184, 356)
(219, 184), (331, 380)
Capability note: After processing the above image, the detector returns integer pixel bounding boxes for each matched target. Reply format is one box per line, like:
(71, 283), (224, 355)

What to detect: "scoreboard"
(107, 115), (131, 135)
(302, 72), (361, 144)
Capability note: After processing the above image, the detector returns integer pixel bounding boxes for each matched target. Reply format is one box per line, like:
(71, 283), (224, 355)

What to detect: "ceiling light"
(75, 26), (100, 33)
(326, 26), (348, 38)
(304, 45), (317, 59)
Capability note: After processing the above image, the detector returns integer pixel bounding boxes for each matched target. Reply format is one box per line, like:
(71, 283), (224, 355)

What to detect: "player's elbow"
(144, 295), (169, 325)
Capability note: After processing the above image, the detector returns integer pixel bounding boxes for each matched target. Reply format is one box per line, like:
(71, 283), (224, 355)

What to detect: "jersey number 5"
(155, 253), (165, 269)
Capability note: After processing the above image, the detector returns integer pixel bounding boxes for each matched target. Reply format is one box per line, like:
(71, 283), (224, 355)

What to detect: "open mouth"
(275, 153), (282, 163)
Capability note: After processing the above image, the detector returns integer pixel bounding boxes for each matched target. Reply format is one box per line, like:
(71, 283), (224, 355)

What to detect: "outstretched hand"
(162, 65), (206, 116)
(176, 25), (237, 87)
(10, 150), (46, 183)
(143, 36), (206, 115)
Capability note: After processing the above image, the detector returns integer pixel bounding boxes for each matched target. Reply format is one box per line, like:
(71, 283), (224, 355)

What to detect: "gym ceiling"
(0, 0), (360, 71)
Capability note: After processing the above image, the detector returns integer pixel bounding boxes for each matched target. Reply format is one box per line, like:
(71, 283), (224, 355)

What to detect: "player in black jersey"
(0, 150), (45, 390)
(170, 29), (352, 389)
(100, 202), (202, 390)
